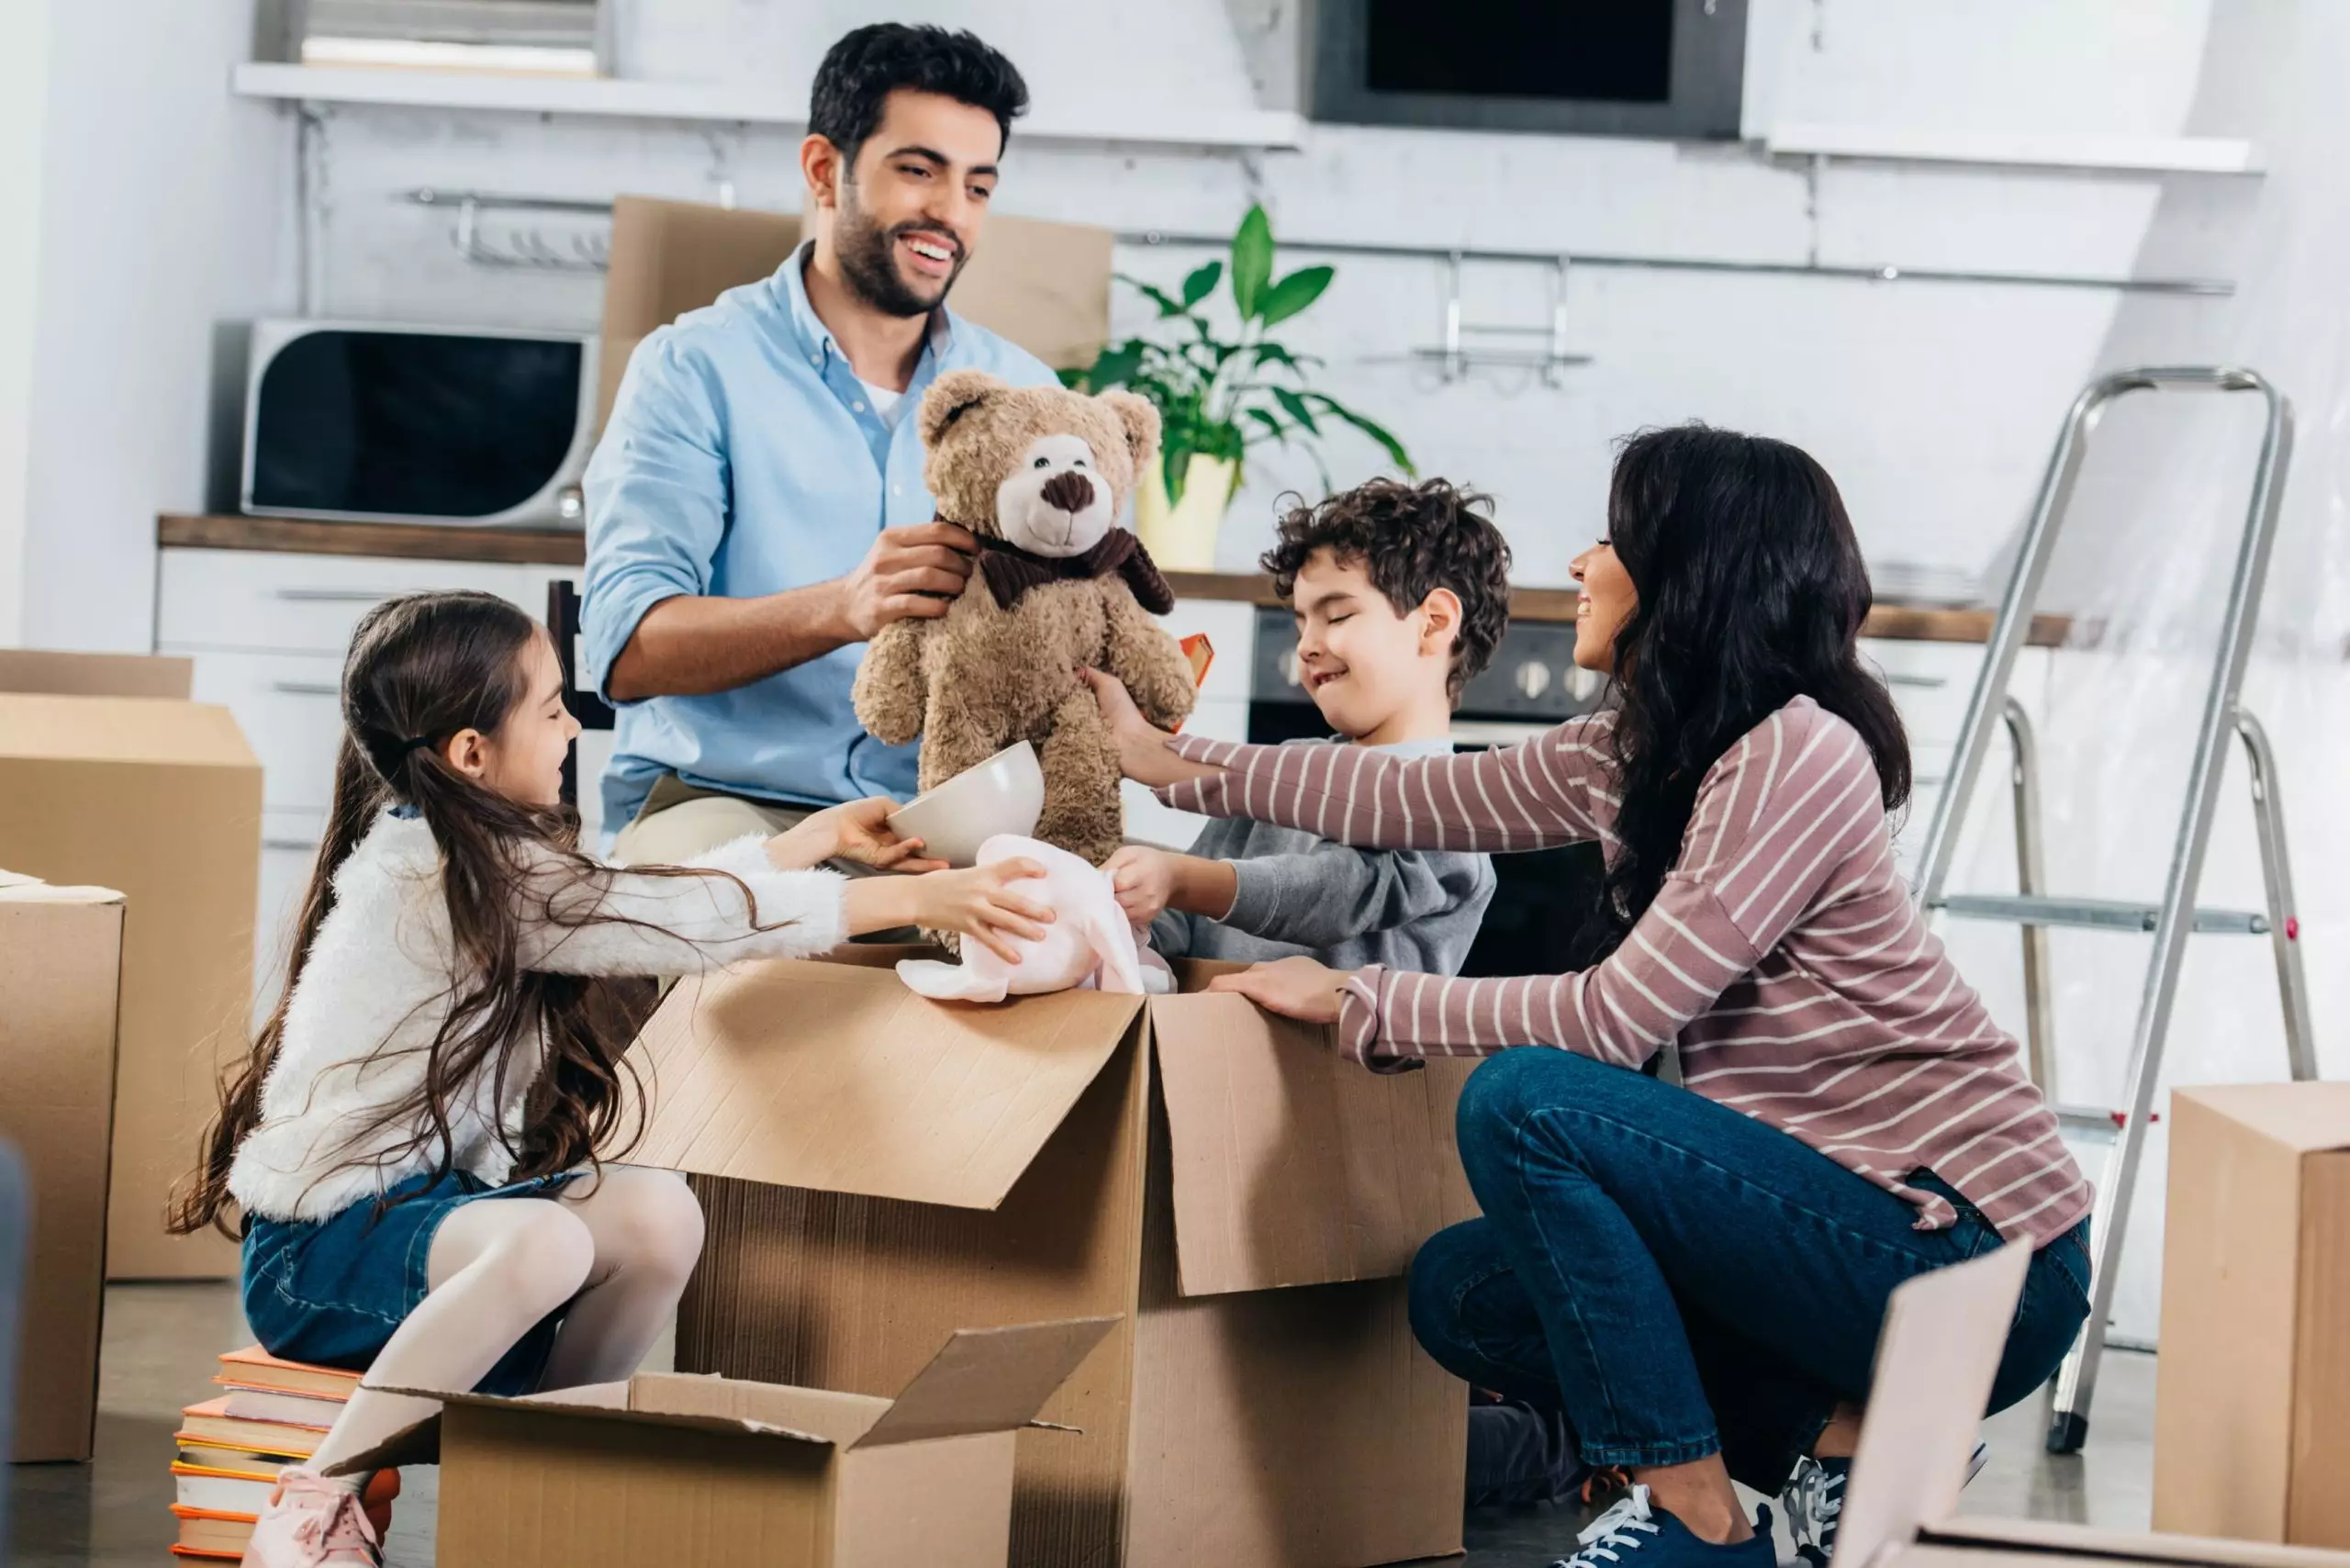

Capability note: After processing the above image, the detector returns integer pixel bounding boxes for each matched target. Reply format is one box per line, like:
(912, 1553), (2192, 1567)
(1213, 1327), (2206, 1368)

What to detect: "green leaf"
(1255, 265), (1333, 329)
(1117, 272), (1189, 319)
(1251, 342), (1321, 374)
(1160, 433), (1196, 507)
(1181, 260), (1224, 308)
(1080, 343), (1145, 391)
(1308, 394), (1415, 475)
(1229, 205), (1274, 320)
(1243, 408), (1290, 446)
(1058, 364), (1089, 390)
(1271, 386), (1320, 435)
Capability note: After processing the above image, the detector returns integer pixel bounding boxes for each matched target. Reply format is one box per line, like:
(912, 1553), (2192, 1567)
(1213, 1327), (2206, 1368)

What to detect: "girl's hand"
(1082, 669), (1219, 789)
(769, 798), (945, 873)
(1205, 956), (1353, 1026)
(909, 858), (1055, 964)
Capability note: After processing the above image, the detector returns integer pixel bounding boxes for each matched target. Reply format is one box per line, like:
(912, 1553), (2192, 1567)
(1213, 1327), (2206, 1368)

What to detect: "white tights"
(305, 1165), (705, 1480)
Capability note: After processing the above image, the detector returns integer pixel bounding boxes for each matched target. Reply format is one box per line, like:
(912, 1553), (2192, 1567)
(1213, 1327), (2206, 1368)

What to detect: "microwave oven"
(241, 319), (599, 527)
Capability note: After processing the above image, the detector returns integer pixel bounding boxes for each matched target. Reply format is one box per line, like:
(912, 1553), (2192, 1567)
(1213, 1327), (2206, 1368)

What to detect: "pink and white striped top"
(1158, 697), (2090, 1246)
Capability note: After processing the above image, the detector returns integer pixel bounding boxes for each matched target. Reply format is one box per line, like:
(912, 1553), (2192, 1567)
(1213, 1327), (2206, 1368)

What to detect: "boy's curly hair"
(1260, 477), (1513, 700)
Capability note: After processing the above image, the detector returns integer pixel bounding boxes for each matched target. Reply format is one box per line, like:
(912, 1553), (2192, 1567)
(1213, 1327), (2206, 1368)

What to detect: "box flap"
(0, 649), (193, 700)
(1836, 1242), (2033, 1568)
(1920, 1517), (2350, 1567)
(361, 1377), (879, 1450)
(2173, 1083), (2350, 1155)
(598, 197), (1112, 430)
(855, 1317), (1118, 1449)
(0, 693), (258, 768)
(0, 870), (123, 903)
(628, 958), (1143, 1209)
(1148, 991), (1478, 1295)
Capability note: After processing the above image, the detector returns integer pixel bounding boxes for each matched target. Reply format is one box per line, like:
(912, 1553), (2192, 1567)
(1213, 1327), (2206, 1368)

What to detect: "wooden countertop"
(160, 512), (2067, 645)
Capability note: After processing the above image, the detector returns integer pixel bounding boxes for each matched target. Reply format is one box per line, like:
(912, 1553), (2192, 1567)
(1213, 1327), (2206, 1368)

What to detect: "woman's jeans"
(1408, 1047), (2092, 1493)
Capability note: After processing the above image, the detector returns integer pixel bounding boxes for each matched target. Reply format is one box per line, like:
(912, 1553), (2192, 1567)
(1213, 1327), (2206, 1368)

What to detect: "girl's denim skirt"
(242, 1169), (580, 1398)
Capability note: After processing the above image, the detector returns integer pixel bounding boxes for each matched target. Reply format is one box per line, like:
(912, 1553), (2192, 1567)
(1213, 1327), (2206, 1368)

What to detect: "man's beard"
(835, 184), (967, 319)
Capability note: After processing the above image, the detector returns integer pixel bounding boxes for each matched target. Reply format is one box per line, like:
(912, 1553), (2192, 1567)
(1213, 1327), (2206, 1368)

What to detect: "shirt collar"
(777, 240), (958, 372)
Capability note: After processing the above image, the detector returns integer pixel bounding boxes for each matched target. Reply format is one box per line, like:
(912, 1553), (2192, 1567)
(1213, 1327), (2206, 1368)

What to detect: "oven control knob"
(1284, 650), (1304, 688)
(1570, 666), (1604, 702)
(1515, 660), (1552, 700)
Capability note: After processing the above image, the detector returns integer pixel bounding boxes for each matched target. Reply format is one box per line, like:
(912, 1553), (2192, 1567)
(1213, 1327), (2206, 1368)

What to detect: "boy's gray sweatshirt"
(1147, 735), (1494, 976)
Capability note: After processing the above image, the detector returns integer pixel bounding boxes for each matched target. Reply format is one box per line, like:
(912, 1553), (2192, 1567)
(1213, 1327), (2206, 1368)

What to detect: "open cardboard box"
(1837, 1239), (2350, 1568)
(627, 953), (1478, 1567)
(598, 196), (1113, 431)
(0, 870), (125, 1461)
(0, 657), (259, 1279)
(344, 1319), (1114, 1568)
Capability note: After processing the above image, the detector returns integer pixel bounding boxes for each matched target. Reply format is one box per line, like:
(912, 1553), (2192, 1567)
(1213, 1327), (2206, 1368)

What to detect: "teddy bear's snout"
(1039, 470), (1097, 515)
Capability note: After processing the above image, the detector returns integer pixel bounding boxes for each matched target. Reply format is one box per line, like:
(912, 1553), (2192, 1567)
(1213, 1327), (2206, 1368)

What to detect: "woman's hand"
(1082, 669), (1220, 789)
(907, 858), (1056, 963)
(767, 798), (945, 874)
(1205, 956), (1353, 1026)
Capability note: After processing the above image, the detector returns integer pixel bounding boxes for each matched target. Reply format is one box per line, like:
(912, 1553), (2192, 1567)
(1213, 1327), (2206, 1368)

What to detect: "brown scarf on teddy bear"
(968, 530), (1176, 616)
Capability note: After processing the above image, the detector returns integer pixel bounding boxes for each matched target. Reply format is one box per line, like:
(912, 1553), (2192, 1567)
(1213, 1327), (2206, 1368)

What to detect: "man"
(582, 24), (1059, 864)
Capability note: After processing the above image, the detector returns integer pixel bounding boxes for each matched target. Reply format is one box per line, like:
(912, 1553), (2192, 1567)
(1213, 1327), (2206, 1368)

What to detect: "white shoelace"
(1783, 1459), (1844, 1551)
(1552, 1485), (1666, 1568)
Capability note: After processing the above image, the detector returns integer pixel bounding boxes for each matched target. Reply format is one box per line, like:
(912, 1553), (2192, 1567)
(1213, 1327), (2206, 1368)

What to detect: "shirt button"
(853, 401), (867, 413)
(892, 485), (904, 497)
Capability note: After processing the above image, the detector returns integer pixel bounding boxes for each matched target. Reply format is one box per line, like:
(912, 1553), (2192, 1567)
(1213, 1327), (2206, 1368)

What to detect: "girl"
(1089, 427), (2093, 1568)
(170, 591), (1051, 1568)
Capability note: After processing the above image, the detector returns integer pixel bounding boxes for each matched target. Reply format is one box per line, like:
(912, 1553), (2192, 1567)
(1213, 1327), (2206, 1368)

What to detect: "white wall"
(0, 0), (55, 645)
(9, 0), (294, 654)
(289, 0), (2234, 598)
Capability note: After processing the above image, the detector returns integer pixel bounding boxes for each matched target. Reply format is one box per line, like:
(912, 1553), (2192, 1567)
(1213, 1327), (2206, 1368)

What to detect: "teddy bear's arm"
(1101, 588), (1198, 733)
(851, 618), (930, 745)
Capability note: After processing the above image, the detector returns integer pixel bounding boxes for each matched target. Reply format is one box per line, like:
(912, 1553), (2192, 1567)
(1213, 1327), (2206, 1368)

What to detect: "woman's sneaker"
(241, 1467), (382, 1567)
(1782, 1441), (1988, 1565)
(1549, 1484), (1777, 1568)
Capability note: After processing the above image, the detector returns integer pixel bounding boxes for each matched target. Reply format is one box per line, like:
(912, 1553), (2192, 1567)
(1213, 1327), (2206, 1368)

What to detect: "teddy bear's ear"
(918, 368), (1007, 449)
(1101, 390), (1161, 474)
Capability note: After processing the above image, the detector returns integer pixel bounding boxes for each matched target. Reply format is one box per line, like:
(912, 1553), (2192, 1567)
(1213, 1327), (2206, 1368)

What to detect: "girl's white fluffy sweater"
(228, 810), (847, 1223)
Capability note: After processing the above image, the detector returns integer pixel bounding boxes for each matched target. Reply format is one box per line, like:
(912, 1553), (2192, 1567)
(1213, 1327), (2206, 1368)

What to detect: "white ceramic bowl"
(886, 741), (1046, 868)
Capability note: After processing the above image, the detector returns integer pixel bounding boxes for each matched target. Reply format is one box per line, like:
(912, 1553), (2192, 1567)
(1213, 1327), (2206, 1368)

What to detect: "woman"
(1091, 425), (2091, 1568)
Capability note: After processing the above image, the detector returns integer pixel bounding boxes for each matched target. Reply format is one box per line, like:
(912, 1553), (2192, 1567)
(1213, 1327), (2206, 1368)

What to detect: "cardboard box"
(0, 648), (193, 699)
(598, 196), (1113, 429)
(628, 957), (1477, 1568)
(2153, 1083), (2350, 1548)
(358, 1319), (1114, 1568)
(1832, 1241), (2350, 1568)
(0, 691), (261, 1278)
(0, 872), (125, 1462)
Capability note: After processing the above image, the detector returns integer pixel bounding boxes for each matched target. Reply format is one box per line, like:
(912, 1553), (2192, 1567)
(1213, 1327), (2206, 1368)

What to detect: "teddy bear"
(851, 368), (1198, 867)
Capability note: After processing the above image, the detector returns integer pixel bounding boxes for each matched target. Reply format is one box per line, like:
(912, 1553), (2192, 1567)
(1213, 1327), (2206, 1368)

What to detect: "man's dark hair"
(809, 24), (1029, 166)
(1260, 477), (1514, 700)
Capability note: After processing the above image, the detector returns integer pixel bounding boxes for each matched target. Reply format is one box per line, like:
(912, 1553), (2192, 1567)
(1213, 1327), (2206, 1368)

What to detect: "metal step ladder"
(1911, 366), (2319, 1456)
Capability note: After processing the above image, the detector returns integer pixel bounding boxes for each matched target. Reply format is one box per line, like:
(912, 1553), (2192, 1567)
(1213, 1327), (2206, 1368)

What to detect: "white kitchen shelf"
(1764, 122), (2264, 174)
(232, 62), (1308, 151)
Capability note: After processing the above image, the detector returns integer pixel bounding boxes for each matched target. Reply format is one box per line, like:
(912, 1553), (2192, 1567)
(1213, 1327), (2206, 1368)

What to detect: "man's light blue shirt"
(581, 243), (1058, 835)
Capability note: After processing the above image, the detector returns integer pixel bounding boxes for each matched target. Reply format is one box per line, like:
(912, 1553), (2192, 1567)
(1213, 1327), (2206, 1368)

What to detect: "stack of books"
(170, 1348), (398, 1561)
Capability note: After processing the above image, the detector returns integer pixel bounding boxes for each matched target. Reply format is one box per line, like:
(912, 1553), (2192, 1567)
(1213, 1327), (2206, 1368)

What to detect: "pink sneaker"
(241, 1467), (382, 1567)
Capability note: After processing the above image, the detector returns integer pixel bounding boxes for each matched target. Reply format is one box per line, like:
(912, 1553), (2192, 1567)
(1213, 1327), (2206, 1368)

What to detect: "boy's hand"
(1205, 956), (1352, 1026)
(1104, 846), (1180, 925)
(1106, 845), (1238, 926)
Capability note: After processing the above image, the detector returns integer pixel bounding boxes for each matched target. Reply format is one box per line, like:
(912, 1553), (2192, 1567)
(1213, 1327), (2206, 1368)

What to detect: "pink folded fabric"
(896, 834), (1147, 1003)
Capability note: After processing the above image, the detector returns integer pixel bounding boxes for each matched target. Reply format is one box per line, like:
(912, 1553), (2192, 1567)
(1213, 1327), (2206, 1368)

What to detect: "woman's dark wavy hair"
(169, 592), (714, 1237)
(1583, 423), (1910, 960)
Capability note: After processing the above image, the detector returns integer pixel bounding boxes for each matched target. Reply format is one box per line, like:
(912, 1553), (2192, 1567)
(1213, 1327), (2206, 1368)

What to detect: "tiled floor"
(8, 1282), (2156, 1567)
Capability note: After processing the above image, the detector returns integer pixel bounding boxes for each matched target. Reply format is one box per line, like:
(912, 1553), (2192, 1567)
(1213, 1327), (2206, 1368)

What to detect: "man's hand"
(833, 521), (979, 641)
(1205, 956), (1353, 1026)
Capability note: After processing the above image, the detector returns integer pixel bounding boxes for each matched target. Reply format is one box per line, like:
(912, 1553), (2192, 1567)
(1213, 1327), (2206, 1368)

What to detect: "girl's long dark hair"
(171, 592), (675, 1236)
(1583, 424), (1911, 960)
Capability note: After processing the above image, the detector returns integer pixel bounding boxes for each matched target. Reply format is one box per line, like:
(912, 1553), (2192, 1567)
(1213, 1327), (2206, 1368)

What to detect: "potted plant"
(1063, 205), (1414, 570)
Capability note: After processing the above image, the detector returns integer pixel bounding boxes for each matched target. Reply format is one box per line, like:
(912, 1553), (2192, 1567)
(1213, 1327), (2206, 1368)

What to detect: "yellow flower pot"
(1132, 452), (1239, 571)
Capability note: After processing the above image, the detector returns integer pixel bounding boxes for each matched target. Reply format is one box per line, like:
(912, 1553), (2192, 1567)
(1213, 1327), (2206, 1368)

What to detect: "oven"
(1247, 607), (1609, 979)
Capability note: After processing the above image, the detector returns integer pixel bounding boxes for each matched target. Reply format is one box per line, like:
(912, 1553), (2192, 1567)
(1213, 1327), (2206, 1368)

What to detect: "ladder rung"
(1934, 893), (2269, 935)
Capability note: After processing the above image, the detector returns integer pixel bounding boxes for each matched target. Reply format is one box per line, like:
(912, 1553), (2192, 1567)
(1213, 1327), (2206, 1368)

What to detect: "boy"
(1106, 477), (1508, 974)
